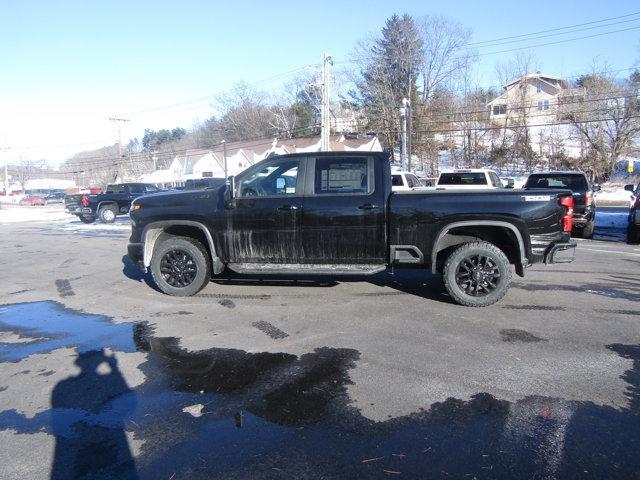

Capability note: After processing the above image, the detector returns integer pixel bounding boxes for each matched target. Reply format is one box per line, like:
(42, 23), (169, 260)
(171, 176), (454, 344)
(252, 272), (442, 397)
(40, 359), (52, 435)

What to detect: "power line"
(125, 65), (317, 117)
(407, 92), (640, 122)
(380, 115), (640, 135)
(466, 11), (640, 46)
(471, 17), (640, 49)
(479, 25), (640, 56)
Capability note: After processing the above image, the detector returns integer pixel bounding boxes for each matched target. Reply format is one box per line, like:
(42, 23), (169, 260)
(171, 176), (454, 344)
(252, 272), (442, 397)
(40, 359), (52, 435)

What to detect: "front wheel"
(150, 236), (211, 296)
(443, 241), (512, 307)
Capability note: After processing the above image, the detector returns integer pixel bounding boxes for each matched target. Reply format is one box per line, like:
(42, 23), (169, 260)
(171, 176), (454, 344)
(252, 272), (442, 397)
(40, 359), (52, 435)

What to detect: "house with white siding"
(487, 73), (571, 126)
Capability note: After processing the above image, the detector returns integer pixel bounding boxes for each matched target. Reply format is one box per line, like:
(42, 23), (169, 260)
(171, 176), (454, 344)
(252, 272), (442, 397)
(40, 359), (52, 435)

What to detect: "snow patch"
(0, 206), (69, 224)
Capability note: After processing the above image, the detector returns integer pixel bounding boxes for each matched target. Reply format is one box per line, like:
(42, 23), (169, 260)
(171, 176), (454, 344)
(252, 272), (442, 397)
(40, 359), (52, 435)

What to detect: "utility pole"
(320, 53), (333, 151)
(399, 100), (409, 169)
(221, 140), (228, 179)
(2, 133), (8, 198)
(109, 117), (129, 181)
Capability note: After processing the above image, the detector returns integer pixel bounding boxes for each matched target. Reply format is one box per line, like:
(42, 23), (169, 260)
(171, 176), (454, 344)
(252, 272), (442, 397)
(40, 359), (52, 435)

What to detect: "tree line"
(32, 13), (640, 187)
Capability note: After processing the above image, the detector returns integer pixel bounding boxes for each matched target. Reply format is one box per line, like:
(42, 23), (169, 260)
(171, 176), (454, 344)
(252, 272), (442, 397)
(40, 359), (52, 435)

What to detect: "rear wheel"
(98, 205), (117, 223)
(150, 236), (210, 296)
(79, 214), (96, 224)
(443, 241), (512, 307)
(577, 221), (595, 239)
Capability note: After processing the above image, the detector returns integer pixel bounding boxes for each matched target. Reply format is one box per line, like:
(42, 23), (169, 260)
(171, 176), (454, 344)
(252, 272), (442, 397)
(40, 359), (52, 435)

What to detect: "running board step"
(227, 263), (387, 276)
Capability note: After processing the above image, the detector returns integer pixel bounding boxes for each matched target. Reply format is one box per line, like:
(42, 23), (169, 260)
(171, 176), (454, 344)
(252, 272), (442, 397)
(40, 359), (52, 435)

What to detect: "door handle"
(277, 205), (299, 211)
(358, 204), (376, 210)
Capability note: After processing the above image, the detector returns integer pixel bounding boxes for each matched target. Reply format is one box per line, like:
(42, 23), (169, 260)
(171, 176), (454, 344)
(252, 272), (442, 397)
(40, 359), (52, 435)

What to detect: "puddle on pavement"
(0, 301), (639, 479)
(0, 301), (138, 361)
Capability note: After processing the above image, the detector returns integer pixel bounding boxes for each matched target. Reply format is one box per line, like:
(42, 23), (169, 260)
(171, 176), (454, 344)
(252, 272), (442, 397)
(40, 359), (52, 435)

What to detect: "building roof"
(504, 73), (567, 89)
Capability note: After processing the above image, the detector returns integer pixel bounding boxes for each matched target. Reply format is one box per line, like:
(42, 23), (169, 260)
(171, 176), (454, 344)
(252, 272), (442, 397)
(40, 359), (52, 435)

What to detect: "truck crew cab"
(128, 152), (576, 307)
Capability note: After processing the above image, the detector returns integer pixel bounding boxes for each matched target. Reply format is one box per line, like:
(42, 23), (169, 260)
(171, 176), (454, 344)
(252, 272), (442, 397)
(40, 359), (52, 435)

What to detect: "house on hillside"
(487, 73), (572, 126)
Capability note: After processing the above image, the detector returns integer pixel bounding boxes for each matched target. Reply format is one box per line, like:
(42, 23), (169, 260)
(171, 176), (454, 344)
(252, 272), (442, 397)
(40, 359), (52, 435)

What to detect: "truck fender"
(142, 221), (224, 274)
(431, 220), (527, 275)
(97, 201), (118, 213)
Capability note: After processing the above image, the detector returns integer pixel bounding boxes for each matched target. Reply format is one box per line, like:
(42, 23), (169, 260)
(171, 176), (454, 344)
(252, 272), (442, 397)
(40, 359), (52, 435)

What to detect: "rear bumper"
(66, 206), (93, 215)
(127, 242), (145, 269)
(544, 241), (577, 264)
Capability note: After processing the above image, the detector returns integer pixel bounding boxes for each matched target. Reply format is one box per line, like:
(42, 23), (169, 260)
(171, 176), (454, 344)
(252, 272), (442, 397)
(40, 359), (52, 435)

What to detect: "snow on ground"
(0, 205), (69, 224)
(59, 217), (130, 235)
(596, 183), (634, 206)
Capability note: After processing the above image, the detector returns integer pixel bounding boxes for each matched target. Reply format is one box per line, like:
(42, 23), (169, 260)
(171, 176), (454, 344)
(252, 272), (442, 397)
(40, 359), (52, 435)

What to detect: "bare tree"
(216, 82), (276, 141)
(418, 15), (475, 103)
(14, 159), (45, 190)
(561, 70), (640, 180)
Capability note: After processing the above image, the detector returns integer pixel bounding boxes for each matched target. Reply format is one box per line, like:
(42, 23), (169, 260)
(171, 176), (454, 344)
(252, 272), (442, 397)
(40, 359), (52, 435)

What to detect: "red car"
(19, 194), (48, 206)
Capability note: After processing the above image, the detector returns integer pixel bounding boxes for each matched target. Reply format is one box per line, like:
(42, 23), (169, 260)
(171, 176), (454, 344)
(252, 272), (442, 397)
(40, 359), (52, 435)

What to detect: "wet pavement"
(0, 301), (639, 479)
(0, 210), (639, 479)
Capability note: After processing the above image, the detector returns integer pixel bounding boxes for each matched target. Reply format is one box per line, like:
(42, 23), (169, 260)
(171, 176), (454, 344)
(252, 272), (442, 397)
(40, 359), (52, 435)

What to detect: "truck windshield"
(438, 172), (487, 185)
(525, 174), (588, 191)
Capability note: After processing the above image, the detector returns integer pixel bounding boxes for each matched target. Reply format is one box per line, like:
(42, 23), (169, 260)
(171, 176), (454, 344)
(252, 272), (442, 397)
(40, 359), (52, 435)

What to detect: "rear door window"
(314, 157), (370, 195)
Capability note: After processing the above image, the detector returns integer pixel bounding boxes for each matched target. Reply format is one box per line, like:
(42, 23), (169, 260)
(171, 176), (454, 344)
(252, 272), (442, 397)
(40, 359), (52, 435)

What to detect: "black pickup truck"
(127, 152), (576, 306)
(66, 183), (161, 224)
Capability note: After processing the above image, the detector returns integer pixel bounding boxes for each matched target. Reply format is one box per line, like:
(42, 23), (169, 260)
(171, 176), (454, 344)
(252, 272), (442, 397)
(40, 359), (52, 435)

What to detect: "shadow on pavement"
(50, 349), (138, 479)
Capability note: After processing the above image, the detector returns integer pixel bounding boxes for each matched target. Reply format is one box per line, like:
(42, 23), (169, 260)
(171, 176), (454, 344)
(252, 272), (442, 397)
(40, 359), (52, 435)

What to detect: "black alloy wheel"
(160, 249), (198, 287)
(454, 254), (501, 297)
(443, 241), (512, 307)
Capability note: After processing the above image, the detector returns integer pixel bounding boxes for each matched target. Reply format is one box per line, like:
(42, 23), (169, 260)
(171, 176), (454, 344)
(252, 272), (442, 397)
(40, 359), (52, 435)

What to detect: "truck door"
(225, 157), (306, 264)
(300, 155), (386, 265)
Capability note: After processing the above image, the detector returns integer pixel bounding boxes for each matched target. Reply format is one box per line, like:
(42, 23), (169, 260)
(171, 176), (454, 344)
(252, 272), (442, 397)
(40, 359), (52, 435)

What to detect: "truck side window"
(237, 160), (299, 197)
(406, 175), (416, 188)
(392, 175), (403, 186)
(315, 157), (370, 195)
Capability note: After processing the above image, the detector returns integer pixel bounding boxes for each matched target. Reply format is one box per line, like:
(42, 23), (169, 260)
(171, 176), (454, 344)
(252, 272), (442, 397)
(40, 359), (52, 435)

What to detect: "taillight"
(81, 195), (89, 206)
(559, 195), (574, 232)
(585, 191), (593, 206)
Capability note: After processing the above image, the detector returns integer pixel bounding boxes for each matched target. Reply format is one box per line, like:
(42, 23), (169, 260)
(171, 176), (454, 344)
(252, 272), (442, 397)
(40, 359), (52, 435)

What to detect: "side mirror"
(592, 184), (601, 192)
(226, 175), (236, 199)
(624, 184), (635, 192)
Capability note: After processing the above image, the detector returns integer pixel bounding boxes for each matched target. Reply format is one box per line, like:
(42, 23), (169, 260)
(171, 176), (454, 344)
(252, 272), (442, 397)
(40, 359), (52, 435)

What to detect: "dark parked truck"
(66, 183), (161, 224)
(523, 171), (599, 238)
(128, 152), (577, 307)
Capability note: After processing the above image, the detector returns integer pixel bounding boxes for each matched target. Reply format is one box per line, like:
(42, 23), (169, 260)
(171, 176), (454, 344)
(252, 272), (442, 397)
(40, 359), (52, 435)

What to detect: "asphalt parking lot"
(0, 206), (638, 479)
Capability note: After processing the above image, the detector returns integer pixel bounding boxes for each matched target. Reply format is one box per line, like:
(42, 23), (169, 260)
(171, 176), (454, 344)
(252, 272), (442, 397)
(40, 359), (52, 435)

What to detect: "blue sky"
(1, 0), (639, 163)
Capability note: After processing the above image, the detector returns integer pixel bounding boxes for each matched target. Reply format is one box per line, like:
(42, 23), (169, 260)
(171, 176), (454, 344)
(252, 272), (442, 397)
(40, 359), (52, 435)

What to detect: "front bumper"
(544, 241), (577, 264)
(127, 242), (145, 269)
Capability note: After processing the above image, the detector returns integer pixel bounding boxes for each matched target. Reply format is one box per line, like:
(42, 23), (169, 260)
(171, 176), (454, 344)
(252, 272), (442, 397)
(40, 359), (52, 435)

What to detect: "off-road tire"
(578, 221), (595, 239)
(150, 236), (211, 296)
(98, 205), (117, 224)
(79, 214), (96, 224)
(443, 241), (512, 307)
